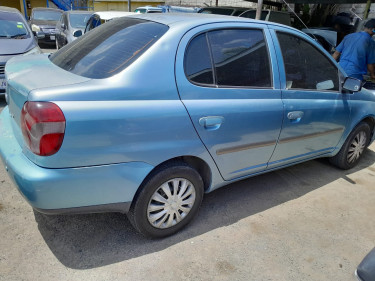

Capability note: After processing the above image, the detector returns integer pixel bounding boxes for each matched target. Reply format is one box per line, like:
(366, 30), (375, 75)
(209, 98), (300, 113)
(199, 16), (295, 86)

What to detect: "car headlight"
(31, 24), (40, 32)
(23, 46), (42, 56)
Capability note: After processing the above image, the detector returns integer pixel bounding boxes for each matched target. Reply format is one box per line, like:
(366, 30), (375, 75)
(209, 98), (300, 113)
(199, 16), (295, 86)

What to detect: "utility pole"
(255, 0), (263, 20)
(128, 0), (131, 12)
(364, 0), (371, 20)
(216, 0), (218, 7)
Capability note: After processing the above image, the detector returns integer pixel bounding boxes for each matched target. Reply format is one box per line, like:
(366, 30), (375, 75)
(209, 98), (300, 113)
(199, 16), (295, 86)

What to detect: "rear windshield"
(50, 18), (168, 79)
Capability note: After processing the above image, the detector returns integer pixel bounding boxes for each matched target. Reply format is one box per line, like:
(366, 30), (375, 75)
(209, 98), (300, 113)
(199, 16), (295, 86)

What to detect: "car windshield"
(69, 13), (91, 28)
(50, 18), (168, 79)
(33, 10), (62, 21)
(240, 10), (268, 20)
(199, 8), (234, 15)
(0, 11), (29, 39)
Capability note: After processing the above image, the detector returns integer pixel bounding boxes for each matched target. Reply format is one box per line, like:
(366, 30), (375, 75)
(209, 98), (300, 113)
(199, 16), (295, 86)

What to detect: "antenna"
(281, 0), (319, 42)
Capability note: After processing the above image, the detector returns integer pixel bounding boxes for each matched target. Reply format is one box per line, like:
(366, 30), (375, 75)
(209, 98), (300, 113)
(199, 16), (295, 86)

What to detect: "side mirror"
(35, 31), (45, 39)
(342, 77), (362, 92)
(73, 30), (82, 37)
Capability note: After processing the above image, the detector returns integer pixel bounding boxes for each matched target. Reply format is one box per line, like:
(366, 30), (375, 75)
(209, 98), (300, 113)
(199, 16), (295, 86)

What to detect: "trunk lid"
(5, 54), (90, 148)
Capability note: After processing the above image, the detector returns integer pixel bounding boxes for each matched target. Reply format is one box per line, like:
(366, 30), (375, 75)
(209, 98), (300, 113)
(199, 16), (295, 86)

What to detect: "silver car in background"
(55, 10), (93, 49)
(0, 6), (41, 98)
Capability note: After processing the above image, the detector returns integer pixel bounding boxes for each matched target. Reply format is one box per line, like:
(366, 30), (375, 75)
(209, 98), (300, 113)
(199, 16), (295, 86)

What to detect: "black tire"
(127, 162), (204, 238)
(329, 122), (371, 169)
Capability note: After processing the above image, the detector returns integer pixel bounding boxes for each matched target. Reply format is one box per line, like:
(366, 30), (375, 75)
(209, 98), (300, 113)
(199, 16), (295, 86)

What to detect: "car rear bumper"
(0, 106), (154, 213)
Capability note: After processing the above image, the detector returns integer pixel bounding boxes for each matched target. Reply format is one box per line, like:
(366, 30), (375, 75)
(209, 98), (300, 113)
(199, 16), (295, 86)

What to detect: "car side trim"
(216, 140), (277, 155)
(278, 128), (344, 144)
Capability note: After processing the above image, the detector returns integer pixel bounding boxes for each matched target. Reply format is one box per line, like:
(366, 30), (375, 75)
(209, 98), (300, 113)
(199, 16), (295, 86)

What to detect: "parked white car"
(134, 6), (163, 14)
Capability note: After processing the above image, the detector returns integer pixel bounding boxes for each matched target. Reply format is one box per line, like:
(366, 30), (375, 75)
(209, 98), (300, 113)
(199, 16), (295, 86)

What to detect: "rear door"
(267, 27), (350, 168)
(175, 23), (284, 180)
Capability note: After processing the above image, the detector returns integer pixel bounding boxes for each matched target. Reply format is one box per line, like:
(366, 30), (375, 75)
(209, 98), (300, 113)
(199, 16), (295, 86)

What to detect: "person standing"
(332, 19), (375, 81)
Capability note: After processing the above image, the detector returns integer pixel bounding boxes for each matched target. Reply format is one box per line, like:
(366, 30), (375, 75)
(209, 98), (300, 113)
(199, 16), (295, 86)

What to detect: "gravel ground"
(0, 99), (374, 281)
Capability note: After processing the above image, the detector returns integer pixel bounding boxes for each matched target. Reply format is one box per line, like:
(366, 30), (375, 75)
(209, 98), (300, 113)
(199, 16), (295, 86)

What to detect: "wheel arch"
(130, 155), (212, 207)
(356, 115), (375, 145)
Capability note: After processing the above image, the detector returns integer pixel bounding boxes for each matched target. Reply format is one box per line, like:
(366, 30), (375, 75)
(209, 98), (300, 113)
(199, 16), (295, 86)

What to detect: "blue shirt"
(336, 32), (375, 80)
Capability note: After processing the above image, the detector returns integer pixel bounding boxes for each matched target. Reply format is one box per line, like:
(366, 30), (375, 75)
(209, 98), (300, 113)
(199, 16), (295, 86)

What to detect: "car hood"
(0, 38), (36, 56)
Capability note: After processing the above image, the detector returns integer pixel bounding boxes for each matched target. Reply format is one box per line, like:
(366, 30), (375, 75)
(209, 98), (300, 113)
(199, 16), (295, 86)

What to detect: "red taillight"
(21, 102), (65, 156)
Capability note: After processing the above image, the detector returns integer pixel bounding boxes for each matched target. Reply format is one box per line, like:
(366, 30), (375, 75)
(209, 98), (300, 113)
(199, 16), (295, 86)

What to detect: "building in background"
(93, 0), (164, 11)
(0, 0), (60, 17)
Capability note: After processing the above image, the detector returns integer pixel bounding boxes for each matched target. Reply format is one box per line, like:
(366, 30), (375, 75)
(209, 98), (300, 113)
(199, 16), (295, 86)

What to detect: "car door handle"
(199, 116), (224, 130)
(287, 111), (304, 123)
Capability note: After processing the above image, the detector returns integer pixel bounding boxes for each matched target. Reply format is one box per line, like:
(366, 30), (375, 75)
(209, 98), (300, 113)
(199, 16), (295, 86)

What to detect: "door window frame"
(269, 27), (343, 94)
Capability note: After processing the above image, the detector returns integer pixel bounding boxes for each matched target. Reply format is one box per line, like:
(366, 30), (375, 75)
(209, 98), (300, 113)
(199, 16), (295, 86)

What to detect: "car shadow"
(34, 149), (375, 269)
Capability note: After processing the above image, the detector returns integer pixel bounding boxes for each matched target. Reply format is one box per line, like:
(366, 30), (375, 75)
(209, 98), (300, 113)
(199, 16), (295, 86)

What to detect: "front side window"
(50, 18), (168, 79)
(277, 32), (339, 91)
(208, 29), (272, 87)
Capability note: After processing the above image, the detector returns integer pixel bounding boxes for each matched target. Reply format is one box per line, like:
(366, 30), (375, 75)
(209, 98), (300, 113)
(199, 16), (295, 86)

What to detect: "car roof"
(132, 12), (284, 27)
(93, 11), (135, 20)
(31, 7), (62, 12)
(64, 10), (93, 15)
(200, 6), (248, 10)
(0, 6), (22, 13)
(131, 13), (306, 38)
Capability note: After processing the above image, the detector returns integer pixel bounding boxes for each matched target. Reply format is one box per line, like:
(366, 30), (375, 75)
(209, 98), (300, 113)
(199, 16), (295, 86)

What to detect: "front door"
(268, 28), (350, 168)
(175, 23), (284, 180)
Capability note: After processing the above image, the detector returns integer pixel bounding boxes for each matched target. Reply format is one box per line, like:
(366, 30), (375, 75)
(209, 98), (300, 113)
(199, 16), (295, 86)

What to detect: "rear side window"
(184, 34), (214, 85)
(209, 29), (271, 87)
(50, 18), (168, 79)
(277, 32), (339, 91)
(184, 29), (272, 88)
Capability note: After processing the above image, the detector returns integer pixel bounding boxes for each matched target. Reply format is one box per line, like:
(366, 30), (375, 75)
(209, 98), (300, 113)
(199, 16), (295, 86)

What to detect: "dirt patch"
(216, 260), (236, 274)
(0, 203), (3, 211)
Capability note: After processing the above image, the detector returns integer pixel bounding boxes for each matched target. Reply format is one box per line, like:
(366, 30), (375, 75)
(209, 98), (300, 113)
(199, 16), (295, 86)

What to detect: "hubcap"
(347, 131), (367, 163)
(147, 178), (196, 229)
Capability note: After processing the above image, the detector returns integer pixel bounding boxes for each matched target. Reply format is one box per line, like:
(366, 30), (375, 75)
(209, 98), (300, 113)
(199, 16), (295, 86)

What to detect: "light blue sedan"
(1, 14), (374, 238)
